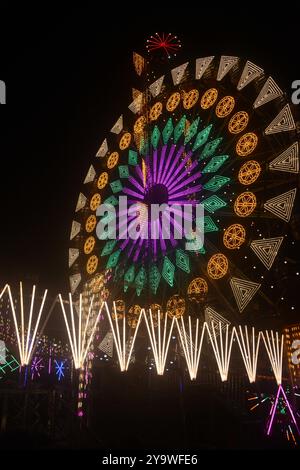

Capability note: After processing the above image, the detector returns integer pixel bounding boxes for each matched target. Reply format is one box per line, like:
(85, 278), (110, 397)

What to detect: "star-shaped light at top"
(146, 33), (182, 58)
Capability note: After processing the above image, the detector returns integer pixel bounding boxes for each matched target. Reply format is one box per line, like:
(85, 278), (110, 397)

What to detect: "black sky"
(0, 6), (299, 298)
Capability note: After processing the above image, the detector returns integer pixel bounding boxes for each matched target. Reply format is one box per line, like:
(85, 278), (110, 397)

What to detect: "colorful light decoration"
(103, 301), (143, 371)
(207, 253), (229, 279)
(238, 160), (261, 185)
(267, 385), (300, 437)
(146, 33), (182, 58)
(59, 293), (104, 369)
(143, 308), (175, 375)
(236, 132), (258, 156)
(69, 51), (299, 339)
(2, 283), (48, 366)
(223, 223), (246, 250)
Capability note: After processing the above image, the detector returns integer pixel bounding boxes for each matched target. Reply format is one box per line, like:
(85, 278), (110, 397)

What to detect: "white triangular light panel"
(253, 77), (283, 109)
(230, 277), (261, 313)
(217, 56), (239, 81)
(171, 62), (189, 85)
(70, 221), (81, 240)
(75, 193), (87, 212)
(84, 165), (96, 184)
(195, 56), (214, 80)
(264, 188), (297, 222)
(269, 142), (299, 174)
(265, 105), (296, 135)
(205, 306), (230, 331)
(149, 75), (164, 98)
(237, 61), (264, 91)
(68, 248), (79, 268)
(128, 94), (143, 114)
(99, 331), (114, 357)
(69, 273), (81, 294)
(250, 237), (284, 270)
(96, 139), (108, 158)
(110, 115), (123, 134)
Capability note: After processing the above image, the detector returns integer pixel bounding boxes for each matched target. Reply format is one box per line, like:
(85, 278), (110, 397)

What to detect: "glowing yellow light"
(223, 224), (246, 249)
(187, 277), (208, 302)
(134, 115), (146, 134)
(207, 253), (228, 279)
(236, 132), (258, 156)
(86, 255), (98, 274)
(228, 111), (249, 134)
(149, 102), (163, 121)
(119, 132), (132, 150)
(90, 193), (101, 211)
(107, 151), (119, 169)
(59, 293), (104, 369)
(166, 92), (181, 112)
(234, 192), (257, 217)
(148, 304), (163, 327)
(112, 299), (125, 320)
(200, 88), (218, 109)
(238, 160), (261, 185)
(85, 214), (97, 233)
(133, 52), (145, 76)
(97, 172), (108, 189)
(128, 304), (142, 328)
(216, 96), (235, 118)
(84, 236), (96, 254)
(166, 295), (185, 319)
(6, 283), (48, 366)
(183, 89), (199, 109)
(142, 159), (147, 187)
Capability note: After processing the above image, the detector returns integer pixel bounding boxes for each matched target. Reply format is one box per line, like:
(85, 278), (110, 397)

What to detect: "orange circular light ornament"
(112, 299), (125, 320)
(183, 89), (199, 109)
(187, 277), (208, 302)
(97, 172), (108, 189)
(134, 115), (146, 134)
(128, 304), (142, 328)
(149, 102), (163, 121)
(90, 193), (101, 211)
(100, 287), (110, 302)
(228, 111), (249, 134)
(86, 255), (98, 274)
(119, 132), (131, 150)
(149, 304), (163, 326)
(166, 295), (186, 319)
(84, 236), (96, 254)
(207, 253), (229, 279)
(85, 214), (97, 233)
(128, 304), (142, 316)
(236, 132), (258, 156)
(238, 160), (261, 185)
(200, 88), (218, 109)
(234, 192), (257, 217)
(107, 152), (119, 169)
(166, 92), (181, 112)
(216, 96), (235, 118)
(223, 224), (246, 250)
(89, 273), (104, 293)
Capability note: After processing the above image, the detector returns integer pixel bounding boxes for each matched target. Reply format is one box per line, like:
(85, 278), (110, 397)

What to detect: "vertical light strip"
(59, 293), (103, 369)
(176, 317), (206, 380)
(143, 310), (175, 375)
(261, 330), (284, 385)
(234, 326), (261, 383)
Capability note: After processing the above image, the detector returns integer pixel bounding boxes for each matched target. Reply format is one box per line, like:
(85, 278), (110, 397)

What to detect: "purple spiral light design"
(119, 144), (202, 262)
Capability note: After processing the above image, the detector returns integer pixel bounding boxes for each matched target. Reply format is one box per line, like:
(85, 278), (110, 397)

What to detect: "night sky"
(1, 6), (299, 302)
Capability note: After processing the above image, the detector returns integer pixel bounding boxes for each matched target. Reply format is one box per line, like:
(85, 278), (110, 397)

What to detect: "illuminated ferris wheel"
(68, 46), (299, 327)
